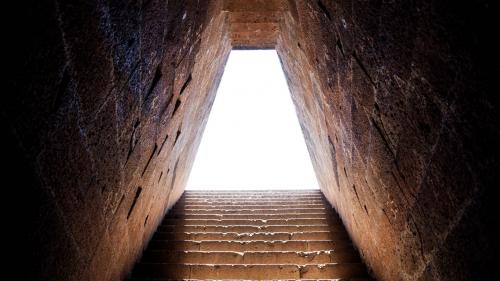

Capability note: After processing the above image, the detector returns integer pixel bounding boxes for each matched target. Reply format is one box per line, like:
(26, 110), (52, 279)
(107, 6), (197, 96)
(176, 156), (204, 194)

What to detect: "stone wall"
(277, 1), (498, 280)
(5, 1), (230, 280)
(4, 0), (498, 281)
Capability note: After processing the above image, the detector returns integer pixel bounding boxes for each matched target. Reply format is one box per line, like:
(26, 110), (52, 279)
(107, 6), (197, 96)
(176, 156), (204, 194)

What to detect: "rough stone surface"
(6, 1), (230, 280)
(276, 1), (498, 281)
(4, 0), (498, 281)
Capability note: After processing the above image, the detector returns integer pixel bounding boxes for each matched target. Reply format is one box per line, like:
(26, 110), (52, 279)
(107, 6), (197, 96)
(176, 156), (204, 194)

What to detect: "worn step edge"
(180, 194), (323, 197)
(141, 249), (360, 264)
(126, 277), (374, 281)
(181, 197), (324, 200)
(182, 192), (322, 194)
(173, 203), (327, 210)
(175, 203), (326, 206)
(178, 199), (326, 203)
(166, 213), (337, 219)
(157, 225), (335, 233)
(180, 198), (325, 202)
(175, 203), (327, 207)
(161, 219), (338, 226)
(181, 194), (323, 196)
(181, 196), (324, 200)
(155, 229), (348, 236)
(132, 263), (368, 279)
(147, 240), (354, 251)
(170, 207), (331, 212)
(176, 202), (327, 206)
(168, 209), (332, 214)
(153, 231), (348, 241)
(183, 190), (322, 192)
(181, 195), (324, 198)
(158, 224), (332, 228)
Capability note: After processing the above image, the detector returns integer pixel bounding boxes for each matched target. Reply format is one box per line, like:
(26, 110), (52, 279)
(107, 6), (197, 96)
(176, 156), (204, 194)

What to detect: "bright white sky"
(186, 50), (319, 190)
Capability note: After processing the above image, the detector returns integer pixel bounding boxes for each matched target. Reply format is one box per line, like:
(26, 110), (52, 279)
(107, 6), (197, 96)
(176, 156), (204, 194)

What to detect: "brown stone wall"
(4, 1), (498, 281)
(5, 1), (230, 280)
(277, 1), (498, 281)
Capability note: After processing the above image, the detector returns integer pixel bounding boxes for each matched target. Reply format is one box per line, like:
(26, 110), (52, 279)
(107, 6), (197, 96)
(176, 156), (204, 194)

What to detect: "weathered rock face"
(277, 1), (498, 280)
(6, 0), (230, 280)
(4, 0), (497, 281)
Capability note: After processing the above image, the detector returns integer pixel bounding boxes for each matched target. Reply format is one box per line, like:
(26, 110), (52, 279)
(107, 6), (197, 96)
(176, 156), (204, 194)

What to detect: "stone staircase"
(128, 190), (373, 280)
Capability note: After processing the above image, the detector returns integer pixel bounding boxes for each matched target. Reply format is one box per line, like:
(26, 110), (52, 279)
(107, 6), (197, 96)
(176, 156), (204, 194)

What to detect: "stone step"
(183, 190), (322, 193)
(132, 263), (368, 279)
(176, 203), (327, 208)
(153, 231), (348, 241)
(185, 192), (321, 194)
(166, 213), (335, 220)
(177, 198), (325, 202)
(184, 190), (321, 192)
(172, 204), (326, 210)
(179, 196), (328, 203)
(169, 207), (331, 214)
(157, 224), (334, 233)
(182, 191), (323, 195)
(129, 279), (372, 281)
(182, 195), (324, 199)
(126, 277), (374, 281)
(141, 250), (360, 264)
(181, 198), (325, 202)
(129, 191), (370, 281)
(161, 218), (337, 226)
(148, 240), (353, 251)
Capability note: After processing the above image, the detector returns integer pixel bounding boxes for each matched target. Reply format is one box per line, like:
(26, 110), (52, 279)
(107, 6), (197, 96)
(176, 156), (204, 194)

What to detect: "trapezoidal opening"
(186, 50), (319, 190)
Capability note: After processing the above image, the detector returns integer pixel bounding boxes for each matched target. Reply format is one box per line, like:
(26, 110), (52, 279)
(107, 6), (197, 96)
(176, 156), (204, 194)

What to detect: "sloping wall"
(6, 0), (230, 280)
(277, 1), (498, 280)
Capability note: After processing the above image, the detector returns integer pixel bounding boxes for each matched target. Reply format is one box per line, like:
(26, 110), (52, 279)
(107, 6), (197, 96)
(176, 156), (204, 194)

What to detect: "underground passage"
(5, 0), (498, 281)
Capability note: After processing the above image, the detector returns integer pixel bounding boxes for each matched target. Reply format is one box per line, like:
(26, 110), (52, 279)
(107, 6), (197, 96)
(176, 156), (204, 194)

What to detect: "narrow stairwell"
(129, 190), (373, 280)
